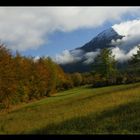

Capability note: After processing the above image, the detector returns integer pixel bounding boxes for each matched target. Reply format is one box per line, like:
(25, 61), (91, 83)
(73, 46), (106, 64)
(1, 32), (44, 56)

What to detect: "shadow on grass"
(30, 100), (140, 134)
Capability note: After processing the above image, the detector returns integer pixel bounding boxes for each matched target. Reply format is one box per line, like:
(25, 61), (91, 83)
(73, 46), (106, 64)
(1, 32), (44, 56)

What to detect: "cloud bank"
(83, 51), (100, 64)
(0, 7), (140, 51)
(111, 46), (139, 62)
(54, 50), (76, 64)
(54, 49), (100, 65)
(112, 19), (140, 51)
(55, 45), (139, 65)
(54, 49), (84, 64)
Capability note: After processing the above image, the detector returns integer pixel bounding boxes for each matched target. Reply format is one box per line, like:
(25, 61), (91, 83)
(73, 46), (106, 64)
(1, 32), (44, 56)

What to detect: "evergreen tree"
(92, 48), (118, 85)
(128, 45), (140, 81)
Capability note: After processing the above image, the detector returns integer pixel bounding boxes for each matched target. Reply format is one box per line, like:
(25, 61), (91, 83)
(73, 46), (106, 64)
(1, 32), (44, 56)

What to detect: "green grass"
(0, 83), (140, 134)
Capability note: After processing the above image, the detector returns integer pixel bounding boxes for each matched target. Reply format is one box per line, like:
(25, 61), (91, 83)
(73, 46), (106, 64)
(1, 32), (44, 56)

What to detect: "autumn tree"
(71, 72), (83, 87)
(43, 57), (57, 96)
(81, 72), (94, 85)
(0, 44), (17, 108)
(55, 63), (70, 91)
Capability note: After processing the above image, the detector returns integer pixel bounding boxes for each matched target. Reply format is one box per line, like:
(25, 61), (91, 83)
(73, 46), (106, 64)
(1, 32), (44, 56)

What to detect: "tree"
(44, 57), (57, 96)
(0, 44), (17, 108)
(81, 72), (94, 85)
(92, 48), (117, 85)
(55, 63), (70, 91)
(127, 45), (140, 82)
(71, 72), (83, 87)
(130, 45), (140, 64)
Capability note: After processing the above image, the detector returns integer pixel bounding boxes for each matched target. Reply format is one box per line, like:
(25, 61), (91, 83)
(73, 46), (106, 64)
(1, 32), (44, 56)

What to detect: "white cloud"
(111, 47), (128, 61)
(112, 19), (140, 36)
(34, 56), (40, 62)
(54, 49), (84, 64)
(83, 45), (139, 64)
(55, 45), (139, 64)
(111, 46), (139, 62)
(0, 7), (140, 51)
(127, 45), (139, 57)
(112, 19), (140, 51)
(55, 49), (100, 65)
(54, 50), (76, 64)
(83, 51), (100, 64)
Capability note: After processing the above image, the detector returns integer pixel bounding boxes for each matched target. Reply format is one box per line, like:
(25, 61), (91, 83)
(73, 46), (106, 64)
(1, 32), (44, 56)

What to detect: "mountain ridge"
(76, 27), (124, 52)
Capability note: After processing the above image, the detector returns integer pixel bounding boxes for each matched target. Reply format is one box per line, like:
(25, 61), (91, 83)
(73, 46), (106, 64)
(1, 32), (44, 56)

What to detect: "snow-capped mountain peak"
(78, 27), (123, 52)
(92, 28), (118, 41)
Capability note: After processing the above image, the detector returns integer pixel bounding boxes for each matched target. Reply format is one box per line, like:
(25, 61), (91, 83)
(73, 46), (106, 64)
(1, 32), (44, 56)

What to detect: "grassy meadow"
(0, 82), (140, 134)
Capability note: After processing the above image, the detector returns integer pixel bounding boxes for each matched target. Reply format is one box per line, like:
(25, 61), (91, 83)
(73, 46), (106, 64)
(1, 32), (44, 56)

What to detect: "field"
(0, 83), (140, 134)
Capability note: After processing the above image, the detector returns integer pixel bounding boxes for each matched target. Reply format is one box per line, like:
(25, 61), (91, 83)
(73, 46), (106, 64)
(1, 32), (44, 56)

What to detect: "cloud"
(0, 7), (140, 51)
(55, 49), (100, 65)
(54, 49), (84, 64)
(55, 45), (139, 65)
(34, 56), (40, 62)
(111, 47), (128, 61)
(111, 46), (139, 62)
(54, 49), (83, 64)
(112, 19), (140, 51)
(70, 49), (84, 57)
(112, 19), (140, 36)
(83, 50), (100, 64)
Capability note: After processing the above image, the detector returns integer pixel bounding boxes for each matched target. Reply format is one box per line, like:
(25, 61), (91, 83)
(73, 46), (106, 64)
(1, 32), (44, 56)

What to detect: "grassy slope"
(0, 83), (140, 134)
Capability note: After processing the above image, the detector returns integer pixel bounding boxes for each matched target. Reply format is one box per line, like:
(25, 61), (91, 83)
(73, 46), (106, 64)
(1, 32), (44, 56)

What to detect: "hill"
(0, 82), (140, 134)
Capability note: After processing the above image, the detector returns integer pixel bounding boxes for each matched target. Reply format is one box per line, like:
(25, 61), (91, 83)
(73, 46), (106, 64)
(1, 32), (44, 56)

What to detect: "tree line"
(0, 44), (69, 109)
(0, 44), (90, 109)
(91, 46), (140, 87)
(0, 43), (140, 110)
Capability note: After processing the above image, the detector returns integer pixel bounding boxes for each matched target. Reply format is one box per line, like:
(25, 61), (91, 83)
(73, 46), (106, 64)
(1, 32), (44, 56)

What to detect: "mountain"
(59, 28), (128, 73)
(77, 28), (124, 52)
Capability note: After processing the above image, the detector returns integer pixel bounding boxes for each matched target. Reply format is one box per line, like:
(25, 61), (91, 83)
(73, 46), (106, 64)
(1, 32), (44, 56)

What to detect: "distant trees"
(91, 46), (140, 86)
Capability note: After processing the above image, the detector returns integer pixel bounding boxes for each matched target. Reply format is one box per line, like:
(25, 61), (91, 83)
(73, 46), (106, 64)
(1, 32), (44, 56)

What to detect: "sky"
(0, 7), (140, 60)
